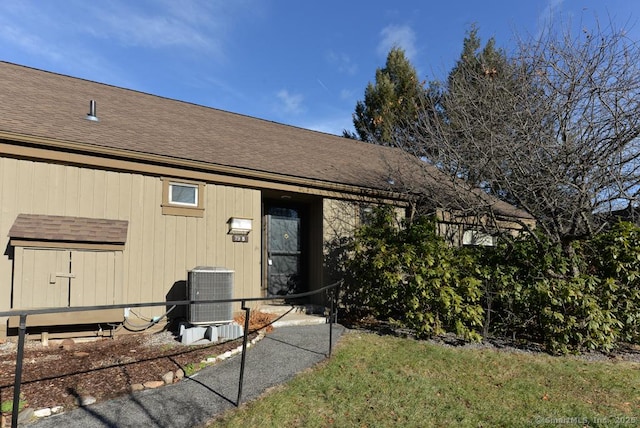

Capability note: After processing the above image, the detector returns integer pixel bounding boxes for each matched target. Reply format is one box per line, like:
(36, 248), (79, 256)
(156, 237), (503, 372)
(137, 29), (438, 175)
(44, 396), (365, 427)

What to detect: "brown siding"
(322, 199), (359, 300)
(307, 198), (324, 304)
(0, 157), (261, 336)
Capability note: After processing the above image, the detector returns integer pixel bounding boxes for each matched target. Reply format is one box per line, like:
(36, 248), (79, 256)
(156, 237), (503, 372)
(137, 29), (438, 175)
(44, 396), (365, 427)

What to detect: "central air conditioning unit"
(187, 266), (234, 325)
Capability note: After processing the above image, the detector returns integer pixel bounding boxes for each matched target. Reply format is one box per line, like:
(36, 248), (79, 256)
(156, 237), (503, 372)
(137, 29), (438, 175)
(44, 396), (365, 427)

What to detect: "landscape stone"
(17, 408), (34, 424)
(131, 383), (144, 391)
(143, 380), (164, 389)
(175, 368), (184, 380)
(61, 339), (75, 351)
(79, 395), (96, 406)
(162, 371), (174, 384)
(33, 408), (51, 418)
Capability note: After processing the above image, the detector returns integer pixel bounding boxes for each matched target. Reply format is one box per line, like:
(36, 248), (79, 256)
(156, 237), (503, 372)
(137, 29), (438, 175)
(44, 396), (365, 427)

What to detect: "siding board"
(0, 157), (262, 336)
(64, 166), (80, 216)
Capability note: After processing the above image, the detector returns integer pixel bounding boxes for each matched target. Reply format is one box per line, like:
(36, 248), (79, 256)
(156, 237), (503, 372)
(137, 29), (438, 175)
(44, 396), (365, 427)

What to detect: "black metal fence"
(0, 281), (340, 428)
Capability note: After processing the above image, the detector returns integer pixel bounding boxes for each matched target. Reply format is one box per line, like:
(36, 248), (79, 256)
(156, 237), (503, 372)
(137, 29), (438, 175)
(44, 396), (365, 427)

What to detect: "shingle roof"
(8, 214), (128, 244)
(0, 61), (402, 192)
(0, 61), (533, 220)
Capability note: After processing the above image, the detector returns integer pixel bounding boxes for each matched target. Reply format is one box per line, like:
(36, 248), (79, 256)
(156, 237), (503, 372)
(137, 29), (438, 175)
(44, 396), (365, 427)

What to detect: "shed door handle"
(49, 272), (76, 283)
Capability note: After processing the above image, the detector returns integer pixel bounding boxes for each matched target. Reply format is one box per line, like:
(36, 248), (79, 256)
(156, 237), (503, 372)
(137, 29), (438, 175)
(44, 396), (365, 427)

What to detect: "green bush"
(481, 223), (640, 353)
(341, 207), (484, 341)
(586, 221), (640, 343)
(341, 205), (640, 354)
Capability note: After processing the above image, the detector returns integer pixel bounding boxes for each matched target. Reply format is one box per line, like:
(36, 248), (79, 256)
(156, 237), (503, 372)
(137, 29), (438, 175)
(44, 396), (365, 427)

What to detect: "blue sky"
(1, 0), (637, 136)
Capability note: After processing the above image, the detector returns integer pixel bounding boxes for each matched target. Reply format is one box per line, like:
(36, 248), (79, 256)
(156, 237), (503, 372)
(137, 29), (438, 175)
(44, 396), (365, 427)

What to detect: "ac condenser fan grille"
(187, 267), (234, 324)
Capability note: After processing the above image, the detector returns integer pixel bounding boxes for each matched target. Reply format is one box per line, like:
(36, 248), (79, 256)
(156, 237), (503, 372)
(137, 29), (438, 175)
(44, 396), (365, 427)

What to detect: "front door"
(266, 206), (303, 297)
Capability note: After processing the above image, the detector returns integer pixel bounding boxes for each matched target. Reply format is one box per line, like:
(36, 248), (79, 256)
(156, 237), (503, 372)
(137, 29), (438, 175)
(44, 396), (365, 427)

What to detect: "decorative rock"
(17, 408), (34, 424)
(61, 339), (75, 351)
(33, 408), (52, 418)
(79, 395), (96, 406)
(143, 380), (164, 389)
(175, 368), (184, 380)
(131, 383), (144, 391)
(51, 406), (64, 414)
(206, 356), (216, 363)
(162, 371), (174, 385)
(74, 351), (90, 358)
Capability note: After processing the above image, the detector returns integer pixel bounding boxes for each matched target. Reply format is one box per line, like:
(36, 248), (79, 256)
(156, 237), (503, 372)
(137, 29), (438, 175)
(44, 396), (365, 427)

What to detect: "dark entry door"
(267, 207), (302, 297)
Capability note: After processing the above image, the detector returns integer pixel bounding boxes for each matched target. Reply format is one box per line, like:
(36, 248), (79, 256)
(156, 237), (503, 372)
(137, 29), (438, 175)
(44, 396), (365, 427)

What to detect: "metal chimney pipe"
(87, 99), (99, 121)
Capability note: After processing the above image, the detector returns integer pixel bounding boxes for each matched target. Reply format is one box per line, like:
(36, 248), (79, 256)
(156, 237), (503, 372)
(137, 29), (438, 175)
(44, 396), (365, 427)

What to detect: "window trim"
(161, 178), (205, 217)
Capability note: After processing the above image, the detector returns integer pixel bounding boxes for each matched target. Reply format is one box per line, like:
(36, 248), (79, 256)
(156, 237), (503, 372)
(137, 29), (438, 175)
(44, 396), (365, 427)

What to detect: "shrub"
(482, 225), (640, 353)
(585, 221), (640, 343)
(341, 207), (484, 341)
(341, 205), (640, 354)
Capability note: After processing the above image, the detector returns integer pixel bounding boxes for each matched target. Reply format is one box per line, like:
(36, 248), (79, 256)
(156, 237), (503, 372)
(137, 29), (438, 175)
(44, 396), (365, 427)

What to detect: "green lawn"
(210, 332), (640, 427)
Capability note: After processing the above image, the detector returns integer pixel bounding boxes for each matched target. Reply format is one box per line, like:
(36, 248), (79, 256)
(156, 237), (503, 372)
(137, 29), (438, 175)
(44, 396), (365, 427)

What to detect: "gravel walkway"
(28, 323), (345, 428)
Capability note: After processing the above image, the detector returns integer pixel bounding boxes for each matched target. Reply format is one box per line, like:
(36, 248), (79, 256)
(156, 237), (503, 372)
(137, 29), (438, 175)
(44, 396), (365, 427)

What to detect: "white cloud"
(377, 24), (417, 60)
(0, 0), (251, 71)
(326, 50), (358, 75)
(276, 90), (305, 115)
(79, 1), (224, 55)
(537, 0), (565, 36)
(340, 89), (356, 101)
(0, 24), (62, 63)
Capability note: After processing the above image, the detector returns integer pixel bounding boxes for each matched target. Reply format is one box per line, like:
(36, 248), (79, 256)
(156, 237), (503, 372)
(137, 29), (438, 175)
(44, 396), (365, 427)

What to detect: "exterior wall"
(323, 199), (360, 244)
(322, 199), (360, 291)
(436, 209), (535, 247)
(307, 198), (325, 295)
(0, 156), (261, 336)
(321, 200), (407, 280)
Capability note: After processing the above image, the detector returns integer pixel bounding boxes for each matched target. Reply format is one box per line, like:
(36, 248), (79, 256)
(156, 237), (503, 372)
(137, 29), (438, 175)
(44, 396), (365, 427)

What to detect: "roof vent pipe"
(87, 100), (99, 121)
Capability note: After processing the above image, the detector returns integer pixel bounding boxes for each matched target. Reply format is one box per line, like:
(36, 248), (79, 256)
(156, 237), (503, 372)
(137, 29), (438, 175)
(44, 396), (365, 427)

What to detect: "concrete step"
(258, 304), (329, 327)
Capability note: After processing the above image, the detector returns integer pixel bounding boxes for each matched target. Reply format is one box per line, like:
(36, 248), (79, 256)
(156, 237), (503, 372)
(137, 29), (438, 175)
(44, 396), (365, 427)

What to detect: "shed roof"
(8, 214), (128, 244)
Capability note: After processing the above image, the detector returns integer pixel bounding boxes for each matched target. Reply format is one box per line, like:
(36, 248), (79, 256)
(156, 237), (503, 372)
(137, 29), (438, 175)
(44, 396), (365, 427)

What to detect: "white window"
(161, 178), (205, 217)
(463, 230), (497, 247)
(169, 182), (198, 207)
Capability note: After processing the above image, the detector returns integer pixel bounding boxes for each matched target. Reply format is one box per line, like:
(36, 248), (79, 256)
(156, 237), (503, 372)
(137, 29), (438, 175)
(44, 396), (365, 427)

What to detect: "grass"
(1, 399), (26, 413)
(210, 332), (640, 427)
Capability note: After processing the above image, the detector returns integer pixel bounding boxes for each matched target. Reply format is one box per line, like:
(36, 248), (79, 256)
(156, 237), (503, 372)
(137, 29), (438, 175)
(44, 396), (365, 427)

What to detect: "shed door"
(14, 248), (117, 309)
(71, 251), (117, 306)
(17, 248), (71, 308)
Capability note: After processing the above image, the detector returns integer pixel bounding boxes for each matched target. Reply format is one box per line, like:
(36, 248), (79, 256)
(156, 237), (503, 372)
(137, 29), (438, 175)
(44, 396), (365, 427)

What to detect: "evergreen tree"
(345, 47), (425, 145)
(438, 25), (519, 188)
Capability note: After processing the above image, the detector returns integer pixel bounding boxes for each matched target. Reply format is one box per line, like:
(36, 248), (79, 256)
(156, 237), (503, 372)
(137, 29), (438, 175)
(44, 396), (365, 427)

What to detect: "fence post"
(236, 301), (251, 406)
(11, 314), (27, 428)
(328, 282), (339, 357)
